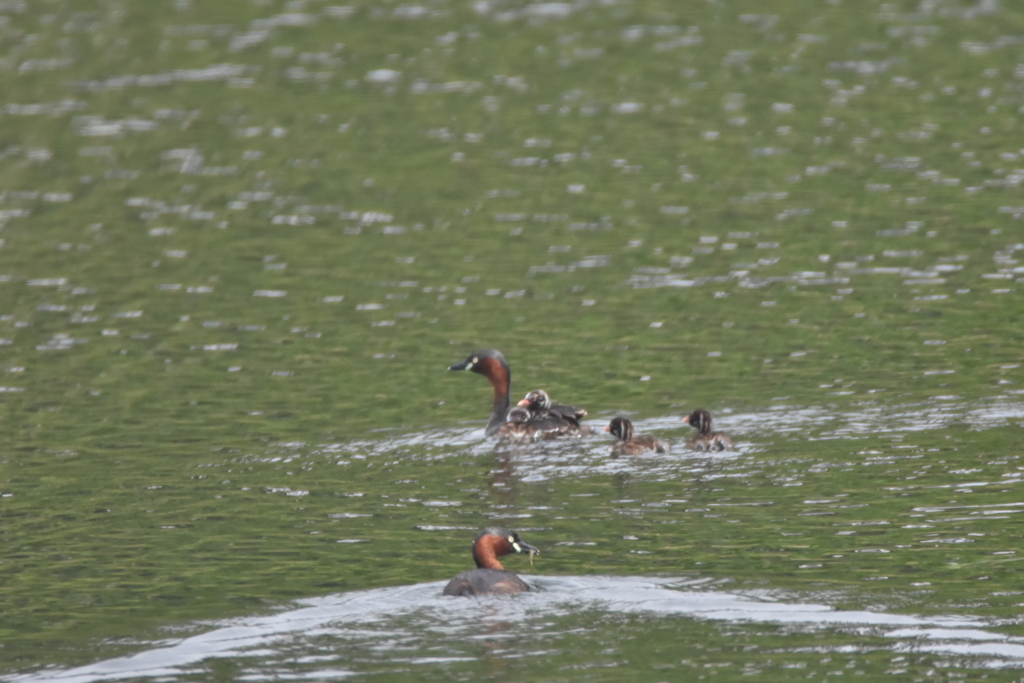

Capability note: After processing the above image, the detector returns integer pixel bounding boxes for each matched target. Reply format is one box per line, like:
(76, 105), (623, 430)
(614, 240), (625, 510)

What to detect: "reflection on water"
(11, 576), (1016, 683)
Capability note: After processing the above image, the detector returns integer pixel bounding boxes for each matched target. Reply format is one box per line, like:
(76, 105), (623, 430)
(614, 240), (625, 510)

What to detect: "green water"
(3, 0), (1024, 679)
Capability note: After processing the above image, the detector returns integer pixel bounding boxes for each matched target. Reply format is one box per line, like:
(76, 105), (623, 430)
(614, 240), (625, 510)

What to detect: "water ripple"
(9, 576), (1009, 683)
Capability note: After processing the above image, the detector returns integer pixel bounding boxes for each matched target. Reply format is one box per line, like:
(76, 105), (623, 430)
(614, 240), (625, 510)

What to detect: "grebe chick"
(605, 417), (669, 456)
(496, 406), (536, 442)
(516, 389), (590, 437)
(442, 527), (540, 597)
(682, 409), (734, 451)
(448, 349), (513, 437)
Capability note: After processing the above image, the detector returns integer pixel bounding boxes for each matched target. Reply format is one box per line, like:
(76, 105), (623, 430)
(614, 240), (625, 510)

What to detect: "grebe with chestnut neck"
(448, 349), (513, 437)
(448, 349), (588, 439)
(442, 527), (539, 596)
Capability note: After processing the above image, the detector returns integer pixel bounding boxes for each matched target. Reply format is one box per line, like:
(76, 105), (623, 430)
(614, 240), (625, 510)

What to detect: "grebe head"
(682, 409), (713, 434)
(604, 417), (634, 441)
(471, 527), (539, 570)
(449, 349), (513, 437)
(448, 350), (512, 393)
(449, 348), (510, 380)
(517, 389), (552, 411)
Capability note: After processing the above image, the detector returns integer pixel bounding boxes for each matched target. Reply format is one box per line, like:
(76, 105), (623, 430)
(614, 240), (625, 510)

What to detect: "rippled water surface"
(3, 0), (1024, 680)
(12, 576), (1024, 683)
